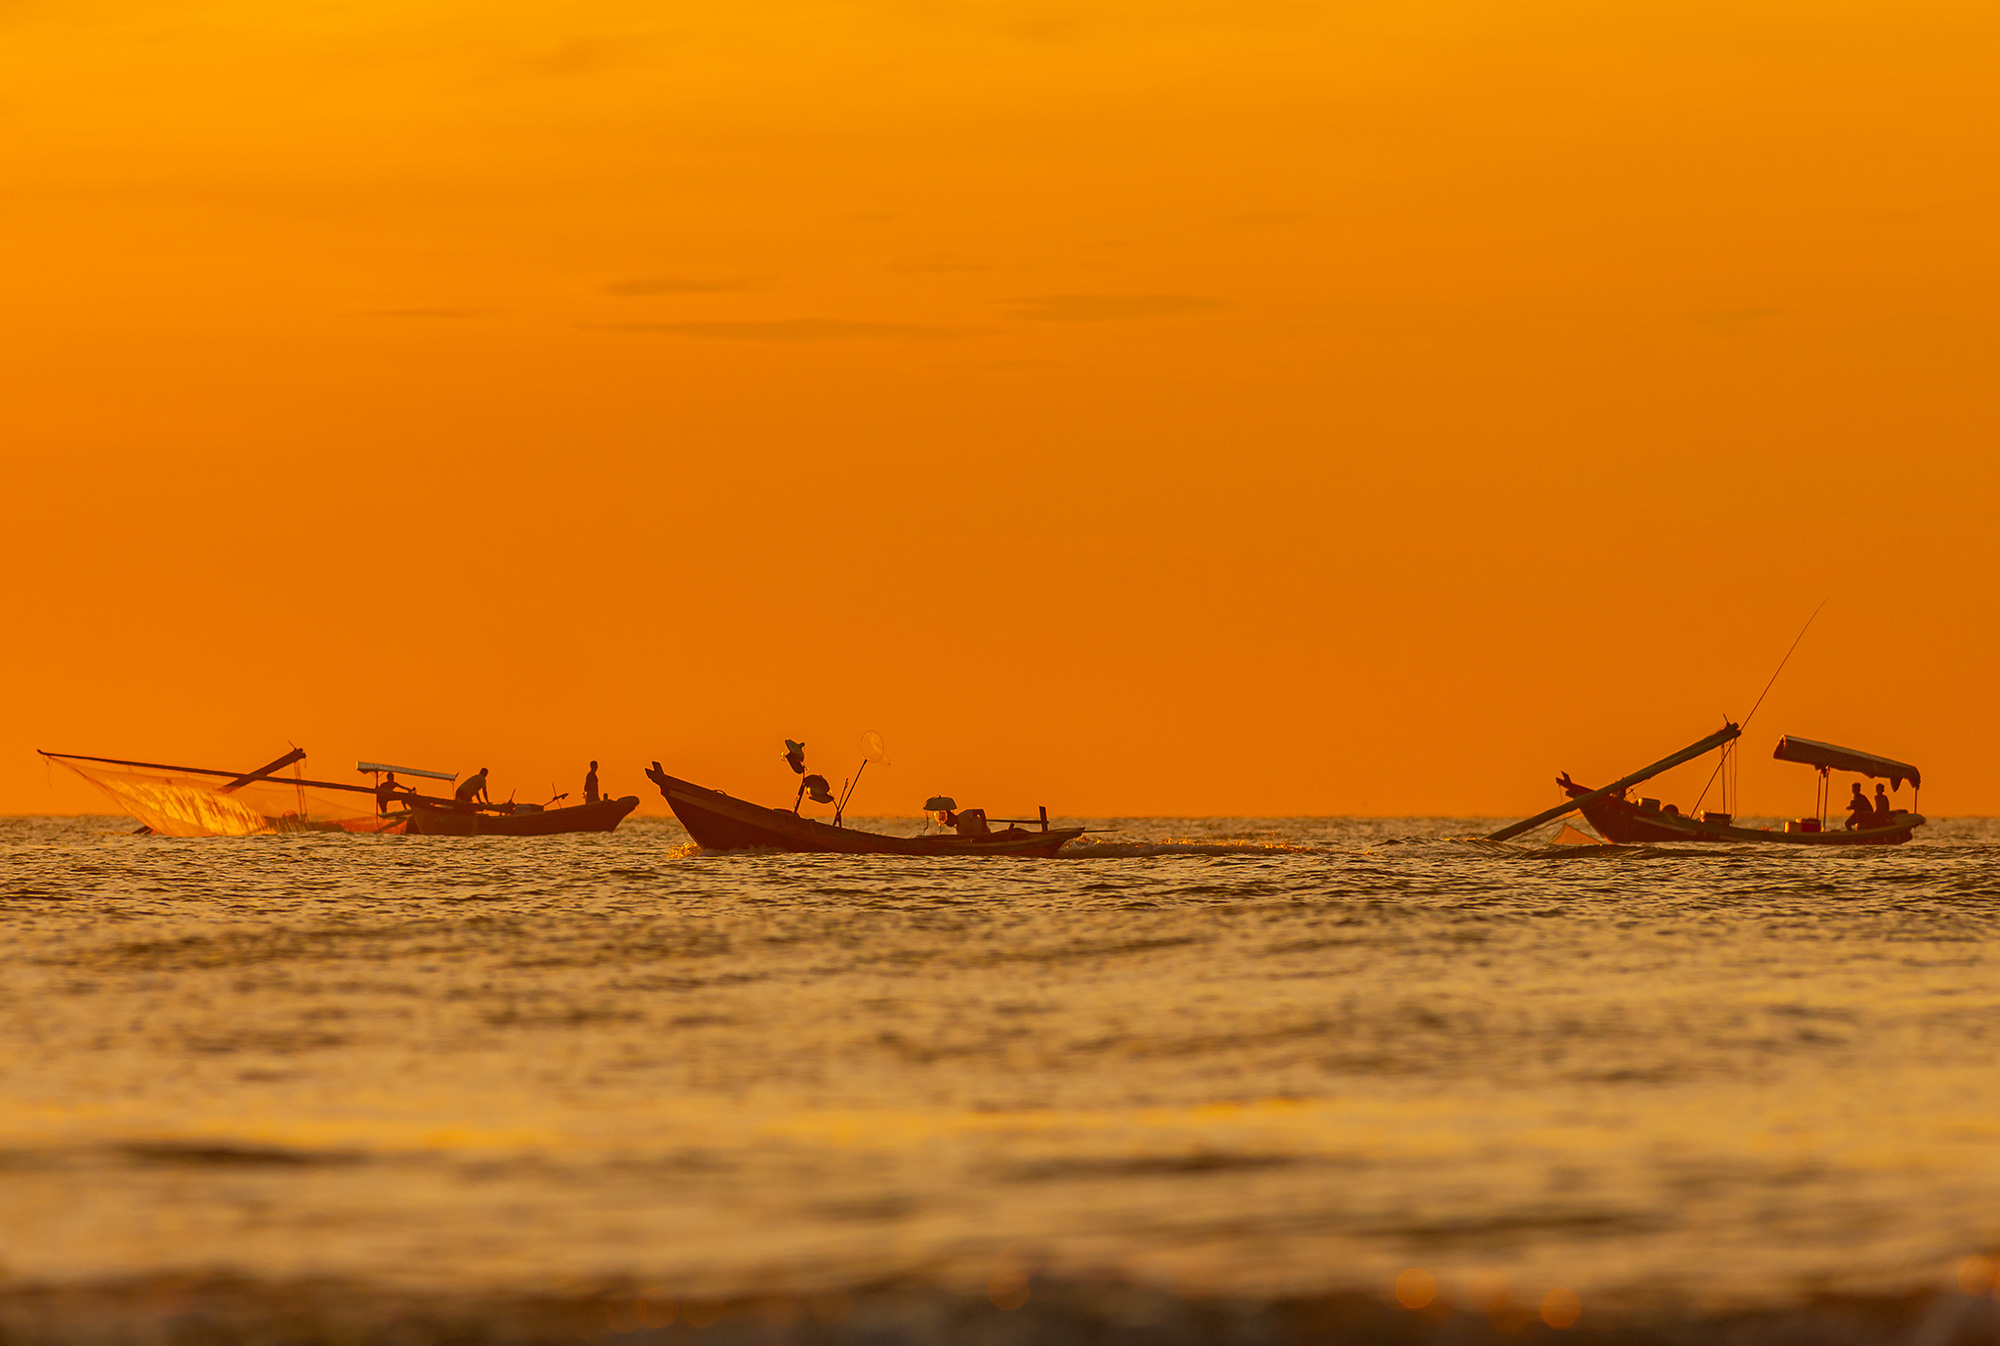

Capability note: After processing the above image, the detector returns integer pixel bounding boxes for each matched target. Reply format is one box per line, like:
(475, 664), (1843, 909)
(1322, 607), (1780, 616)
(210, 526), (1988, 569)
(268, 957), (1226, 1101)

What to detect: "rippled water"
(4, 815), (2000, 1343)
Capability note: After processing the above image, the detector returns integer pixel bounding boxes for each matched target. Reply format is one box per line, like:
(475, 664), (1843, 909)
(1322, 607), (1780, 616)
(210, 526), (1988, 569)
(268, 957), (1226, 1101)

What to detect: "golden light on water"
(987, 1268), (1030, 1312)
(1958, 1254), (1995, 1294)
(603, 1294), (675, 1331)
(1467, 1272), (1512, 1313)
(1393, 1268), (1436, 1309)
(1541, 1287), (1583, 1329)
(804, 1291), (852, 1326)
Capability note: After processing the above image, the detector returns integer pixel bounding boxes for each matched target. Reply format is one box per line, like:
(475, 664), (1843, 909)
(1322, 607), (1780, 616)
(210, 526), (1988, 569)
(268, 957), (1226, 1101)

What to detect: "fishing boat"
(358, 761), (638, 836)
(1489, 725), (1926, 846)
(645, 762), (1083, 857)
(398, 795), (638, 836)
(41, 748), (638, 839)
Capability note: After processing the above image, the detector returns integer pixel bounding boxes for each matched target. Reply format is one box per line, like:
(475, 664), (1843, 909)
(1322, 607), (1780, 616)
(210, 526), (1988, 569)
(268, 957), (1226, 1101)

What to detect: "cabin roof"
(1772, 736), (1921, 789)
(357, 761), (457, 781)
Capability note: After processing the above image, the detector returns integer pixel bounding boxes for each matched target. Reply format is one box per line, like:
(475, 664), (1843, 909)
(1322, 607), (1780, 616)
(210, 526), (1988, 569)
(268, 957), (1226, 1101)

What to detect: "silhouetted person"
(1872, 783), (1894, 824)
(375, 771), (414, 815)
(945, 807), (990, 836)
(455, 767), (491, 811)
(584, 761), (600, 805)
(1844, 781), (1872, 831)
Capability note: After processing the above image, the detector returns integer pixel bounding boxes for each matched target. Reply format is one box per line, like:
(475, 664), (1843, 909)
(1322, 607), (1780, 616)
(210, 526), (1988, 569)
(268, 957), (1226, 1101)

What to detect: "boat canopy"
(1772, 736), (1920, 789)
(357, 761), (456, 781)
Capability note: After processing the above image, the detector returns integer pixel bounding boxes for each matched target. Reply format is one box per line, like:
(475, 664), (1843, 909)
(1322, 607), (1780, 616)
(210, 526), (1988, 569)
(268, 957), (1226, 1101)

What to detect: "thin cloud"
(1688, 307), (1780, 334)
(1011, 293), (1227, 322)
(1221, 209), (1308, 225)
(518, 32), (662, 77)
(583, 319), (976, 342)
(603, 275), (762, 296)
(889, 253), (990, 274)
(364, 307), (495, 319)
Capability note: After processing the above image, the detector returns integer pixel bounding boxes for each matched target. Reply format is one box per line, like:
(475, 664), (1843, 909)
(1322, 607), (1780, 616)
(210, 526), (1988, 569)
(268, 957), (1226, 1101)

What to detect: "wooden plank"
(1486, 724), (1741, 843)
(216, 748), (308, 795)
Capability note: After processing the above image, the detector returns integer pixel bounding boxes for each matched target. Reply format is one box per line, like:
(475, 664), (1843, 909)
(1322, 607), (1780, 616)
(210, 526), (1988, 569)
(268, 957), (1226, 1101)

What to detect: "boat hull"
(1564, 782), (1922, 845)
(648, 770), (1081, 857)
(398, 796), (639, 837)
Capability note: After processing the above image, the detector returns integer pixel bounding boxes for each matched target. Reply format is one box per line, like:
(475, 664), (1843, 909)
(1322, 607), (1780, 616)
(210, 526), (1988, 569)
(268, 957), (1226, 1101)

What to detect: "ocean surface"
(4, 814), (2000, 1344)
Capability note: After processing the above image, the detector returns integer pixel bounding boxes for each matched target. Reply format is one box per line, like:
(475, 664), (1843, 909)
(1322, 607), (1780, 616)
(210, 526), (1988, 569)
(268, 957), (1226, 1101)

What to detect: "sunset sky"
(5, 0), (1996, 817)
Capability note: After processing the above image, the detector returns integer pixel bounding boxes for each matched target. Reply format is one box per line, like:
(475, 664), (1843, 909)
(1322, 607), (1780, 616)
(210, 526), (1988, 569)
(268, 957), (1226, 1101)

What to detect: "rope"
(1691, 600), (1827, 817)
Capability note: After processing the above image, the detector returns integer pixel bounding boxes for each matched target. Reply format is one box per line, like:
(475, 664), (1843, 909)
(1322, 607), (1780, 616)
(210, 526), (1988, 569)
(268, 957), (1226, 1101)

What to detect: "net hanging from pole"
(43, 753), (403, 837)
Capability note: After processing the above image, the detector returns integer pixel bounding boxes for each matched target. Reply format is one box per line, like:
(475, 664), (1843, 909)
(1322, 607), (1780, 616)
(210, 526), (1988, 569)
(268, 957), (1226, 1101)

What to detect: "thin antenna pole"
(1743, 598), (1827, 738)
(835, 759), (868, 827)
(1692, 600), (1827, 815)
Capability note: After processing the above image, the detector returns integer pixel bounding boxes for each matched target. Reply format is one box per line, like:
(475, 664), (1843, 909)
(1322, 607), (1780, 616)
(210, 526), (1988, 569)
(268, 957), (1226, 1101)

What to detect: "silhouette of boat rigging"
(1489, 725), (1925, 846)
(39, 748), (636, 837)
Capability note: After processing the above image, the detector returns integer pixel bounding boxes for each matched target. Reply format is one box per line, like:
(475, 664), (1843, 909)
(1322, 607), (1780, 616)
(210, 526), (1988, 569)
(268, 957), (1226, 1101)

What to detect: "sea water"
(3, 815), (1999, 1344)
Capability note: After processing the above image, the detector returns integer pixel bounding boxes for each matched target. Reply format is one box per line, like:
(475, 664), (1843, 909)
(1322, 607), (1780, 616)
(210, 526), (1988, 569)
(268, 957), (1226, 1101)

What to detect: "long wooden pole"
(835, 758), (868, 827)
(40, 749), (465, 804)
(1486, 723), (1741, 843)
(216, 748), (307, 795)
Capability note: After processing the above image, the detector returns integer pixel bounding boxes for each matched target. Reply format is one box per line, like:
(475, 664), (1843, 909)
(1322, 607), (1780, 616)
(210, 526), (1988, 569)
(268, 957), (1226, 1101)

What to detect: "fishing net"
(44, 753), (404, 837)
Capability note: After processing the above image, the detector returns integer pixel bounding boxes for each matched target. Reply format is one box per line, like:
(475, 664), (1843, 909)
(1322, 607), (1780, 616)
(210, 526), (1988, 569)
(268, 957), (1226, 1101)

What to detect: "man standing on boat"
(455, 767), (491, 811)
(1844, 782), (1873, 831)
(584, 761), (600, 805)
(375, 771), (414, 815)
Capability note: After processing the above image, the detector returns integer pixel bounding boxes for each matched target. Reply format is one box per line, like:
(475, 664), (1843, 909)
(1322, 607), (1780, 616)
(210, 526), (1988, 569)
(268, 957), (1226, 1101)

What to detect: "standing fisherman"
(584, 761), (600, 805)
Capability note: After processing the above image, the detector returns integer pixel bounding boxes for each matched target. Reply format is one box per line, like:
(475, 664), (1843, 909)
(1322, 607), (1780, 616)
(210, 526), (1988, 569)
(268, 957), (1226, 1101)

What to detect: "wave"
(2, 1275), (1989, 1345)
(1060, 837), (1331, 859)
(660, 838), (1332, 860)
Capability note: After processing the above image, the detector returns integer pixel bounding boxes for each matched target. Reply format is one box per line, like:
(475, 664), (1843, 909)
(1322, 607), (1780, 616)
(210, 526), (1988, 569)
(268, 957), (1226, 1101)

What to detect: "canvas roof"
(1771, 736), (1921, 789)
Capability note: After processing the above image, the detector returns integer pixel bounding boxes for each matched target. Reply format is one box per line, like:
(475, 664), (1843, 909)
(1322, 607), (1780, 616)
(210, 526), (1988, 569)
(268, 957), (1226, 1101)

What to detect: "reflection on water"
(3, 815), (1999, 1342)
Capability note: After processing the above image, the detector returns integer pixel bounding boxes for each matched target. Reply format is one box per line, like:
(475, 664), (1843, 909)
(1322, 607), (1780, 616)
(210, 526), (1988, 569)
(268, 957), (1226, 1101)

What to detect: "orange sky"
(5, 0), (1997, 818)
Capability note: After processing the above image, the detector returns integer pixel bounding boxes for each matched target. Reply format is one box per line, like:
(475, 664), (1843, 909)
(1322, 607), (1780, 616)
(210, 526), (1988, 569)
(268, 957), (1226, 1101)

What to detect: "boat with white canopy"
(1490, 725), (1925, 846)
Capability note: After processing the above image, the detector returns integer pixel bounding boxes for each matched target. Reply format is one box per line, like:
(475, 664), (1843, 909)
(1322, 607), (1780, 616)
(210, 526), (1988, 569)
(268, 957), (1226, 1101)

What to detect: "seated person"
(374, 771), (415, 814)
(1872, 783), (1896, 825)
(945, 807), (990, 837)
(1843, 782), (1872, 831)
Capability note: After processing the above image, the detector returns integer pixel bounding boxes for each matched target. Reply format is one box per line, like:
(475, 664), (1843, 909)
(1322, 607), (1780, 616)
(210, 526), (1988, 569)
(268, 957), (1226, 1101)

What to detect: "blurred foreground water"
(4, 815), (2000, 1344)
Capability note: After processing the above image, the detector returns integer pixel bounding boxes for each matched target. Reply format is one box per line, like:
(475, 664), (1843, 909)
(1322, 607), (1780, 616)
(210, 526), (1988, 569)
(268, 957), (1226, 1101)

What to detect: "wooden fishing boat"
(1491, 726), (1926, 847)
(40, 747), (640, 839)
(398, 795), (638, 836)
(645, 764), (1083, 857)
